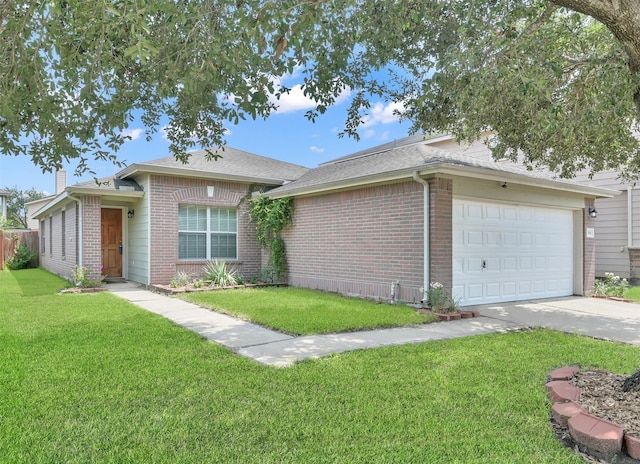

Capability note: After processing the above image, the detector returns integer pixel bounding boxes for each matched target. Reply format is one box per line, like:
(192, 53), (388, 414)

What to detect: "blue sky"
(0, 72), (412, 195)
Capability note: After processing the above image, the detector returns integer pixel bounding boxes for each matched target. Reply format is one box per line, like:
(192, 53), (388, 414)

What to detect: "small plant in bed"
(202, 260), (239, 287)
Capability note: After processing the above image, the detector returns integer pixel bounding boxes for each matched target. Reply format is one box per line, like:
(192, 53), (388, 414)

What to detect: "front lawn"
(2, 269), (640, 463)
(624, 286), (640, 303)
(181, 287), (438, 335)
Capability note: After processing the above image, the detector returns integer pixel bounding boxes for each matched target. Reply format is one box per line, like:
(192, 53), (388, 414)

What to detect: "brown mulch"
(572, 370), (640, 437)
(550, 370), (640, 463)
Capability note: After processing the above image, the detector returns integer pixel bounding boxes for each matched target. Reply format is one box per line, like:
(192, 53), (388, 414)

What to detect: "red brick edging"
(547, 366), (640, 462)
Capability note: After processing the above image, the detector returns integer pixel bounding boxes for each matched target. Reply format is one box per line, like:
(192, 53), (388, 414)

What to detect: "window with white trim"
(178, 206), (237, 260)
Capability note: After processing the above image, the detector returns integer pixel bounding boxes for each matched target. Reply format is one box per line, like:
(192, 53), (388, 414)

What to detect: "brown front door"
(101, 208), (123, 277)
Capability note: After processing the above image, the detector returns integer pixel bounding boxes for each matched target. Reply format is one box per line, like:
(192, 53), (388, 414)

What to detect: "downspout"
(413, 172), (429, 305)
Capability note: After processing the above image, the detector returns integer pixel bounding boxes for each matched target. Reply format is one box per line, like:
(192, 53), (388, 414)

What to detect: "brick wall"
(628, 247), (640, 285)
(81, 196), (102, 277)
(39, 202), (79, 280)
(282, 180), (426, 304)
(584, 198), (597, 292)
(148, 175), (261, 284)
(429, 177), (453, 292)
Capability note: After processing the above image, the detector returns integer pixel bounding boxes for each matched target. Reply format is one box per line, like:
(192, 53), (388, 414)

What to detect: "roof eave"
(32, 192), (72, 218)
(432, 164), (618, 198)
(117, 164), (287, 185)
(67, 187), (145, 198)
(269, 163), (618, 199)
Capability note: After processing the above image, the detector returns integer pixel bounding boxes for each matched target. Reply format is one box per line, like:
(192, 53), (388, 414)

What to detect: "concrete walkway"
(107, 283), (640, 367)
(106, 282), (522, 367)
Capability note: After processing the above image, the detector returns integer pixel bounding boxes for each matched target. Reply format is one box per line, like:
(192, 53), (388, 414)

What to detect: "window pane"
(210, 234), (237, 259)
(179, 232), (206, 259)
(179, 206), (207, 231)
(210, 208), (236, 233)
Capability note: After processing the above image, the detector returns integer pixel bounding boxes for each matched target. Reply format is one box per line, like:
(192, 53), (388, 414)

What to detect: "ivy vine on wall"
(248, 194), (293, 281)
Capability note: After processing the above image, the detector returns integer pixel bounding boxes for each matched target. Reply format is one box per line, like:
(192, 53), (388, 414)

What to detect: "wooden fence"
(0, 230), (39, 270)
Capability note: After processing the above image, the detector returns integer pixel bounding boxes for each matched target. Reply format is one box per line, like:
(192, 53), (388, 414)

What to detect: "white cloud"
(361, 101), (405, 127)
(362, 129), (376, 139)
(122, 128), (143, 141)
(379, 131), (391, 141)
(271, 84), (351, 114)
(309, 146), (325, 153)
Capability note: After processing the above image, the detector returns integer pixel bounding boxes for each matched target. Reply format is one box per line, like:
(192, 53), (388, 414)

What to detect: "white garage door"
(453, 199), (574, 306)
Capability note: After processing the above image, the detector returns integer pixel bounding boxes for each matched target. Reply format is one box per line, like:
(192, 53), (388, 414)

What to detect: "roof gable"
(117, 147), (309, 184)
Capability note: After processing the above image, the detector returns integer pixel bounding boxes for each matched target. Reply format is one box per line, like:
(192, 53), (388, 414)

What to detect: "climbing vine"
(248, 194), (293, 281)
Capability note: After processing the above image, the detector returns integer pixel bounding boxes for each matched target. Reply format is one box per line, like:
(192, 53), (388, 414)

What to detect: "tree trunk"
(622, 367), (640, 392)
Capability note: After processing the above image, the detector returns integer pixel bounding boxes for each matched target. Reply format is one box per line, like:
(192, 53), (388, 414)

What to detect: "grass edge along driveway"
(2, 269), (640, 463)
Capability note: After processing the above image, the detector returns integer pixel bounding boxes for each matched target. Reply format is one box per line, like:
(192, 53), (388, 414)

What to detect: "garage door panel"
(486, 231), (501, 246)
(486, 257), (500, 270)
(503, 281), (517, 295)
(486, 282), (500, 297)
(503, 257), (517, 271)
(467, 204), (483, 219)
(504, 232), (518, 246)
(454, 199), (574, 306)
(467, 230), (483, 245)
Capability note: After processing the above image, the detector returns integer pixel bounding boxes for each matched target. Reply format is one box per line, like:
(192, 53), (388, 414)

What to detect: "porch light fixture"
(127, 209), (134, 219)
(588, 207), (597, 218)
(501, 182), (508, 189)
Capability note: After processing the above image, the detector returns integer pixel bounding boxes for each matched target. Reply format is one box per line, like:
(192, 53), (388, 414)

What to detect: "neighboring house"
(267, 137), (615, 306)
(25, 196), (55, 230)
(25, 171), (68, 230)
(32, 148), (308, 285)
(0, 188), (8, 221)
(34, 138), (615, 307)
(420, 134), (640, 284)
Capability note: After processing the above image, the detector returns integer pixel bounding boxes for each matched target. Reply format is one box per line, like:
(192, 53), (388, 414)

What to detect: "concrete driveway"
(470, 296), (640, 345)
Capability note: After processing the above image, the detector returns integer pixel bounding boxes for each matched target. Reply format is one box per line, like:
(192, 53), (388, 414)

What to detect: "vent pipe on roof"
(55, 170), (67, 195)
(412, 171), (430, 306)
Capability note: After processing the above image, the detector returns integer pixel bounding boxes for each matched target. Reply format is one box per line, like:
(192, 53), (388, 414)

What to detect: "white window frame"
(178, 206), (238, 260)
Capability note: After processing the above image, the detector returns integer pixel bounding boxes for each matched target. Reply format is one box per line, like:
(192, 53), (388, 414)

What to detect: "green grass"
(625, 286), (640, 302)
(2, 269), (640, 463)
(181, 287), (438, 335)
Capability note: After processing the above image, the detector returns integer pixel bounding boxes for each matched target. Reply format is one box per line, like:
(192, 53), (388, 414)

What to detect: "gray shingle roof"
(121, 146), (309, 183)
(268, 138), (607, 196)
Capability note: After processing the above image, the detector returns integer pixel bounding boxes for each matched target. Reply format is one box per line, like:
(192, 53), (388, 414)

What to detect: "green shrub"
(5, 242), (37, 270)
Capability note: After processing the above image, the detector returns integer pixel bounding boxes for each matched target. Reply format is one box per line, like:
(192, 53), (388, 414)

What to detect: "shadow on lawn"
(7, 268), (68, 297)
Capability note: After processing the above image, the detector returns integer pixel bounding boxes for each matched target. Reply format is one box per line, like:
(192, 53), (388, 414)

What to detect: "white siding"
(127, 174), (150, 285)
(592, 194), (629, 278)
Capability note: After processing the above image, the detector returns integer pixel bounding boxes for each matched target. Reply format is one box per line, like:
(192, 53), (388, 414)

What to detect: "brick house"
(421, 133), (640, 285)
(266, 139), (615, 306)
(33, 148), (308, 285)
(34, 139), (614, 306)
